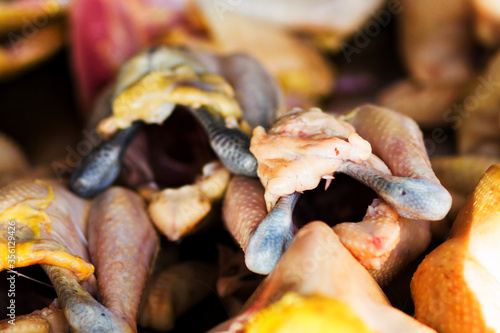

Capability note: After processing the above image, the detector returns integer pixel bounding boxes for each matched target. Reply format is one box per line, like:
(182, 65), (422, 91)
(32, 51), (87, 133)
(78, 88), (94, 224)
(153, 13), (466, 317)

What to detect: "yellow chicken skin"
(411, 164), (500, 332)
(97, 47), (243, 137)
(243, 293), (377, 333)
(0, 179), (94, 281)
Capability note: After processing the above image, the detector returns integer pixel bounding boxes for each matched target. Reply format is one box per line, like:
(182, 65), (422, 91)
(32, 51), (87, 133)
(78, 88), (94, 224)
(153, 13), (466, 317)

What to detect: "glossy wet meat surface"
(0, 19), (467, 331)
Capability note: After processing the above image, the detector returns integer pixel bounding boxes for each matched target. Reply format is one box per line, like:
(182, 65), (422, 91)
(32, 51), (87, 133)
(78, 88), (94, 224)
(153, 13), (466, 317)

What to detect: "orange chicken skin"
(411, 164), (500, 332)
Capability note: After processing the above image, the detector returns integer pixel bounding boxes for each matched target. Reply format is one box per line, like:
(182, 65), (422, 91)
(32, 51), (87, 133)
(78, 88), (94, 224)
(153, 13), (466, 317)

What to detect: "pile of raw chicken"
(1, 0), (500, 332)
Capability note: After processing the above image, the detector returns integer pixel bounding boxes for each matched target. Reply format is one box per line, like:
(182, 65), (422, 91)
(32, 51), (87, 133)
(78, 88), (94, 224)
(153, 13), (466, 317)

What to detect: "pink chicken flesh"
(250, 108), (372, 211)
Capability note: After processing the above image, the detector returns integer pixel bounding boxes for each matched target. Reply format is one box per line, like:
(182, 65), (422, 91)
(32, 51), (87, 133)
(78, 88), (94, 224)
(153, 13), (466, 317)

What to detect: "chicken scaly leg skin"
(189, 106), (258, 177)
(71, 46), (266, 198)
(70, 121), (144, 198)
(337, 160), (449, 220)
(244, 105), (446, 278)
(223, 176), (299, 275)
(249, 105), (450, 219)
(245, 192), (300, 274)
(250, 107), (373, 211)
(341, 104), (452, 221)
(42, 265), (131, 332)
(218, 53), (284, 130)
(103, 46), (243, 135)
(223, 175), (430, 285)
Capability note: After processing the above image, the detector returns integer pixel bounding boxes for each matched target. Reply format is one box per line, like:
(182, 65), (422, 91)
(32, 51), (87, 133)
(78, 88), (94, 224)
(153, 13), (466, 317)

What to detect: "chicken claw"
(43, 265), (131, 332)
(342, 105), (452, 221)
(250, 107), (372, 211)
(69, 121), (144, 198)
(103, 46), (242, 135)
(245, 192), (299, 274)
(338, 161), (450, 220)
(240, 105), (449, 275)
(189, 107), (258, 177)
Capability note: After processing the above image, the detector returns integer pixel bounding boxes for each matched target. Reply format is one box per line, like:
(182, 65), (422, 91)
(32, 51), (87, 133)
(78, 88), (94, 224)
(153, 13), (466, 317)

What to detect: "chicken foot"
(245, 192), (300, 274)
(341, 105), (452, 220)
(70, 121), (144, 198)
(337, 160), (450, 220)
(42, 264), (130, 332)
(189, 106), (258, 177)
